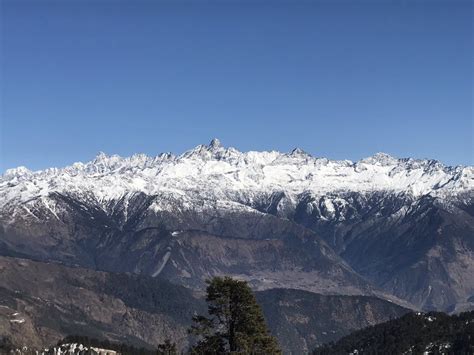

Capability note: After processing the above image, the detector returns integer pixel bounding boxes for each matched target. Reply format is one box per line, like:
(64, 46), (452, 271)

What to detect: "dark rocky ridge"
(256, 288), (410, 354)
(2, 188), (472, 311)
(313, 310), (474, 354)
(287, 192), (474, 311)
(0, 192), (375, 297)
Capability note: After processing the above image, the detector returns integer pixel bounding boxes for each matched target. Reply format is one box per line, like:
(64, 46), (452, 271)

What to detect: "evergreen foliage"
(312, 311), (474, 355)
(0, 336), (13, 353)
(189, 276), (281, 354)
(157, 339), (178, 355)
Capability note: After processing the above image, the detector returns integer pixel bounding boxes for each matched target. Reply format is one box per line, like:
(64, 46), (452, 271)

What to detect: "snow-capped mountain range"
(0, 139), (473, 314)
(1, 139), (472, 212)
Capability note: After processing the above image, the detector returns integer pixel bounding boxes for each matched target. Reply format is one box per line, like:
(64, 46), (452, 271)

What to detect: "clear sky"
(1, 0), (472, 172)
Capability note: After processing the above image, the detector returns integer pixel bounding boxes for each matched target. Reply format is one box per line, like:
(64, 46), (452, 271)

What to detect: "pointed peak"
(158, 152), (175, 159)
(91, 152), (125, 168)
(95, 151), (109, 160)
(180, 139), (241, 160)
(372, 152), (396, 160)
(360, 152), (398, 166)
(290, 147), (309, 157)
(209, 138), (222, 149)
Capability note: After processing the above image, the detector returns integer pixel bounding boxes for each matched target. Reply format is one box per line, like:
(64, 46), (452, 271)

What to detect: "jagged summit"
(2, 141), (461, 179)
(4, 166), (32, 178)
(95, 151), (109, 160)
(209, 138), (222, 149)
(290, 147), (310, 157)
(360, 152), (398, 166)
(0, 141), (472, 210)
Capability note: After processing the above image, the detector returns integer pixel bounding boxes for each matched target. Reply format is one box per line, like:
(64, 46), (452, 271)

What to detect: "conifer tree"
(189, 276), (281, 354)
(157, 339), (178, 355)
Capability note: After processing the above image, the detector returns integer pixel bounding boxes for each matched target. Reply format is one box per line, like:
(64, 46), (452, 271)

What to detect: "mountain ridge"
(1, 139), (471, 212)
(3, 139), (469, 178)
(0, 140), (472, 312)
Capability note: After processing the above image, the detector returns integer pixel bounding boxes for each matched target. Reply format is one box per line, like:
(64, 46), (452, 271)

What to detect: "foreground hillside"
(0, 256), (204, 350)
(0, 257), (410, 354)
(313, 311), (474, 355)
(257, 288), (410, 353)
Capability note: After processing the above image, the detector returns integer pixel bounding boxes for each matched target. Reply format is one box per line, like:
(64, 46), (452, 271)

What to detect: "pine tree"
(157, 339), (178, 355)
(189, 276), (281, 354)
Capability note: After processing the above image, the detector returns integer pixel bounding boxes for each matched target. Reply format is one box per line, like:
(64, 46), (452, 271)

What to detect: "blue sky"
(1, 0), (472, 171)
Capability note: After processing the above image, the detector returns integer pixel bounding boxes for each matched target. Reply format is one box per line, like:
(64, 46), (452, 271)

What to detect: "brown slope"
(0, 256), (205, 350)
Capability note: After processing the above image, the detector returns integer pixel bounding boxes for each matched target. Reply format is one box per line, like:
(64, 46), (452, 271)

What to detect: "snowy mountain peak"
(290, 148), (310, 157)
(0, 142), (472, 212)
(180, 139), (238, 160)
(209, 138), (222, 149)
(360, 152), (398, 166)
(95, 151), (109, 160)
(3, 166), (32, 179)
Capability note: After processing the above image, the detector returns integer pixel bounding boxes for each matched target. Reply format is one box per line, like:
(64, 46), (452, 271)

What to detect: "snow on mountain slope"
(1, 139), (472, 214)
(0, 140), (473, 311)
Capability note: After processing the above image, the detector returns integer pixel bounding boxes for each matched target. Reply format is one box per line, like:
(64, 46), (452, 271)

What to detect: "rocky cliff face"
(291, 192), (474, 311)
